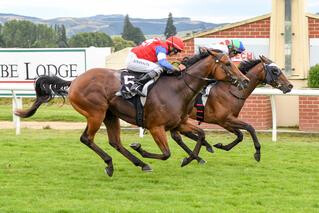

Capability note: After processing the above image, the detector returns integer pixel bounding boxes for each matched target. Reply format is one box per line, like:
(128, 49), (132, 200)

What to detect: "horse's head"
(206, 48), (249, 90)
(259, 55), (293, 94)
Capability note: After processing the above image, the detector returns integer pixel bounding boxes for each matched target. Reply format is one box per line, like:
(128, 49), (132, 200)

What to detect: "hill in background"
(0, 13), (224, 37)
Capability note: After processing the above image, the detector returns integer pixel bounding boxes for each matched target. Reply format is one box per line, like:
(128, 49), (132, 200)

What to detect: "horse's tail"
(15, 75), (72, 118)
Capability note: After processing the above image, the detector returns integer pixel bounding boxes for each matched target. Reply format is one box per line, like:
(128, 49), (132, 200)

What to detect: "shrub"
(308, 64), (319, 88)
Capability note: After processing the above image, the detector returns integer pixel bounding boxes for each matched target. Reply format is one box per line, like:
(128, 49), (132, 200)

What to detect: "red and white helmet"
(166, 36), (185, 51)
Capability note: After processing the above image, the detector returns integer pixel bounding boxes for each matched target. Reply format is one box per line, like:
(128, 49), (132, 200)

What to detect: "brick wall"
(190, 95), (272, 130)
(238, 95), (272, 129)
(308, 17), (319, 38)
(300, 17), (319, 131)
(299, 96), (319, 131)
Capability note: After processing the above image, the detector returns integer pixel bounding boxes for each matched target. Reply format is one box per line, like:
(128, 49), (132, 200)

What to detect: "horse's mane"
(238, 59), (261, 75)
(181, 49), (223, 67)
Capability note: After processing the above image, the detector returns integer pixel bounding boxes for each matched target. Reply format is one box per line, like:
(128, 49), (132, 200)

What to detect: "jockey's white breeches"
(125, 52), (163, 75)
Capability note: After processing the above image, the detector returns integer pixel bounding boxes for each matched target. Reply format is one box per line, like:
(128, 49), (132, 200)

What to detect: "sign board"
(310, 38), (319, 67)
(0, 47), (111, 90)
(194, 38), (270, 64)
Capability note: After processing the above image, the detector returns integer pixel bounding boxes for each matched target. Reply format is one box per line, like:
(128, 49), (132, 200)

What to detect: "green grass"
(0, 129), (318, 212)
(0, 98), (85, 122)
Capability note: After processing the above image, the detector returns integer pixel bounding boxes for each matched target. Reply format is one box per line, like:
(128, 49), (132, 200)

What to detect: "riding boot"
(131, 71), (157, 97)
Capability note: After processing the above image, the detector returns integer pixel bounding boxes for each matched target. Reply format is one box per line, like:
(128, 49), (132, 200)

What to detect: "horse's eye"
(225, 62), (231, 66)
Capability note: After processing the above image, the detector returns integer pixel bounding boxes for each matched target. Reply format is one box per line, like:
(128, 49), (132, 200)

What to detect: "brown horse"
(170, 55), (293, 166)
(15, 49), (249, 177)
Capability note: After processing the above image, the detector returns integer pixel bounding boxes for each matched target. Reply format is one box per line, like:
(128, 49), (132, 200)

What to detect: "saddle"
(117, 69), (157, 127)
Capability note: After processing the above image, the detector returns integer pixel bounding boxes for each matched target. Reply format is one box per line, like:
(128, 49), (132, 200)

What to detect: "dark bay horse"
(171, 55), (293, 165)
(15, 49), (249, 177)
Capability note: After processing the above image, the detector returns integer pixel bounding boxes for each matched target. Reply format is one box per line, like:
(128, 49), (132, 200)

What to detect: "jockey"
(126, 36), (184, 97)
(205, 39), (245, 58)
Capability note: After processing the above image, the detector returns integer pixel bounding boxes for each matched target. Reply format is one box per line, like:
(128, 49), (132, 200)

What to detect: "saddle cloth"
(119, 70), (156, 104)
(118, 70), (157, 127)
(194, 83), (215, 123)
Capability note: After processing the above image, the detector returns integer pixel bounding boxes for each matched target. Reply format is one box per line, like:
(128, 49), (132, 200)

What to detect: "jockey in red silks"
(125, 36), (185, 97)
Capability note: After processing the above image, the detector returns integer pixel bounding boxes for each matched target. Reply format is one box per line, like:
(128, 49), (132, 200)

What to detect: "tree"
(55, 24), (68, 47)
(112, 36), (135, 51)
(33, 24), (58, 48)
(2, 20), (37, 47)
(1, 20), (59, 48)
(164, 12), (177, 39)
(122, 15), (145, 45)
(68, 32), (113, 47)
(0, 24), (4, 47)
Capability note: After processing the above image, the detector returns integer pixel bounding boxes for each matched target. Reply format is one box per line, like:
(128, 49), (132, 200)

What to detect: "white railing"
(1, 88), (319, 140)
(0, 88), (35, 135)
(252, 88), (319, 141)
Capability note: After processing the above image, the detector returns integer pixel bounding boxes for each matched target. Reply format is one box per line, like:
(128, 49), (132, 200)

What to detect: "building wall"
(299, 96), (319, 131)
(308, 17), (319, 38)
(172, 17), (271, 62)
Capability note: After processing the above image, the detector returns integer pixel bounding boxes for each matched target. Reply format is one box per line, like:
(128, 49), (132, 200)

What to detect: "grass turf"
(0, 99), (85, 122)
(0, 129), (318, 212)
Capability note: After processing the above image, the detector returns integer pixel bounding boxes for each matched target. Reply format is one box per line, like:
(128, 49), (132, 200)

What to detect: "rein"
(181, 51), (233, 94)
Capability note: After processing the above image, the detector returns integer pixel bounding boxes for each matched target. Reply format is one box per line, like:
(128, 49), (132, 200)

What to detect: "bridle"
(229, 61), (283, 100)
(261, 62), (282, 88)
(182, 50), (240, 93)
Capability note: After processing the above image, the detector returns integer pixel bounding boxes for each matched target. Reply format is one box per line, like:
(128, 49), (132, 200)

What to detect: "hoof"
(254, 153), (261, 162)
(142, 164), (153, 172)
(105, 165), (114, 177)
(198, 158), (207, 164)
(181, 157), (191, 167)
(213, 143), (223, 149)
(130, 142), (141, 151)
(206, 145), (214, 153)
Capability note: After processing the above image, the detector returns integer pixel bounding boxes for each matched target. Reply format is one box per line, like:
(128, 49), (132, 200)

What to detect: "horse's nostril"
(288, 84), (293, 89)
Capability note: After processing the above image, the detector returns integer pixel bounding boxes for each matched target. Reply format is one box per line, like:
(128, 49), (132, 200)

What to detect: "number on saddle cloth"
(120, 70), (144, 99)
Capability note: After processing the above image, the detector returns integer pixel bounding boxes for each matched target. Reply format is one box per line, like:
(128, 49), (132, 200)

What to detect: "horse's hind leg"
(104, 112), (152, 172)
(80, 115), (114, 177)
(130, 126), (171, 160)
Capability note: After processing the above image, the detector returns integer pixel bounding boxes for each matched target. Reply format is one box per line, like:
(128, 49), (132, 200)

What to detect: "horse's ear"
(198, 47), (203, 54)
(259, 55), (272, 64)
(199, 46), (207, 54)
(259, 55), (265, 63)
(207, 48), (217, 57)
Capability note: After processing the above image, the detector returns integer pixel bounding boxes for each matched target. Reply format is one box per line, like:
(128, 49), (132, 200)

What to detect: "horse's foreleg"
(104, 113), (152, 172)
(175, 122), (205, 167)
(180, 132), (214, 153)
(130, 126), (171, 160)
(215, 117), (261, 162)
(170, 130), (206, 164)
(213, 127), (243, 151)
